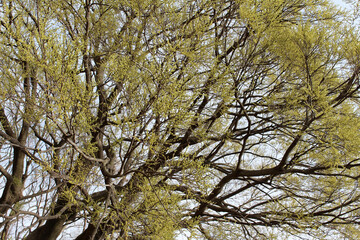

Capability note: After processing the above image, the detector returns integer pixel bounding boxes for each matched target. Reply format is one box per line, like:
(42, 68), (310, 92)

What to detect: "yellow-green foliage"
(1, 0), (360, 239)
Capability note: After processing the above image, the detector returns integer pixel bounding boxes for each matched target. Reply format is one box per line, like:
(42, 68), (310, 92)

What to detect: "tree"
(0, 0), (360, 239)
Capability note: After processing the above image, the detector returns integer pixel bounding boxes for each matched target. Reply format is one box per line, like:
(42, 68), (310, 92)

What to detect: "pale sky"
(332, 0), (351, 9)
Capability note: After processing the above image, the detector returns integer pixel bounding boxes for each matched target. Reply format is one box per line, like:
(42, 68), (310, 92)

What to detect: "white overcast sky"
(332, 0), (351, 9)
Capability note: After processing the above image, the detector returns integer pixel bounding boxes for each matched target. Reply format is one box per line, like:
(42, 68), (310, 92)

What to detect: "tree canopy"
(0, 0), (360, 239)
